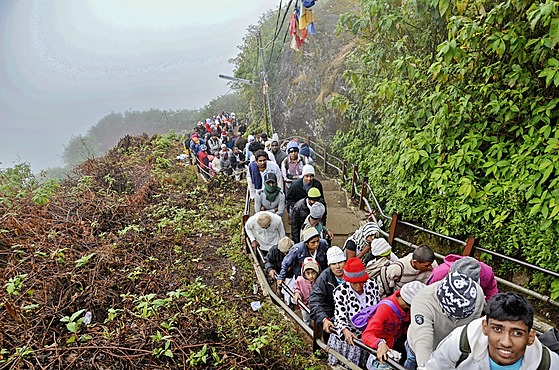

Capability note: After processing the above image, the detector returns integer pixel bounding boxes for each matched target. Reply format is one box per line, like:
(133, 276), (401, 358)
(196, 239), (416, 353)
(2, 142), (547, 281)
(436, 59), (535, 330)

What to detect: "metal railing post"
(323, 147), (328, 174)
(462, 236), (476, 257)
(341, 160), (347, 185)
(359, 176), (368, 211)
(351, 164), (358, 198)
(388, 212), (399, 246)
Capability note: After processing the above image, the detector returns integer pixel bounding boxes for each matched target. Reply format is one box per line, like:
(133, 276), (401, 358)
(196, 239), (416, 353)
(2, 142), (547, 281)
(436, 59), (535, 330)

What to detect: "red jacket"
(361, 291), (409, 349)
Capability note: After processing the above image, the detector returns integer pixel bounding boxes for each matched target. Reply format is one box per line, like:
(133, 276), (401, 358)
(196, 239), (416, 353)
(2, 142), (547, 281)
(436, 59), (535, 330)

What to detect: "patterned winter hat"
(302, 227), (319, 243)
(436, 272), (478, 319)
(343, 257), (369, 283)
(450, 257), (481, 284)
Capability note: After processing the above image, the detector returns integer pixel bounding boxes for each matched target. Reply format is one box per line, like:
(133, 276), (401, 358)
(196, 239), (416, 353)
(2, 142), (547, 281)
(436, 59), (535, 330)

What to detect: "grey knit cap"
(450, 257), (481, 284)
(309, 202), (325, 219)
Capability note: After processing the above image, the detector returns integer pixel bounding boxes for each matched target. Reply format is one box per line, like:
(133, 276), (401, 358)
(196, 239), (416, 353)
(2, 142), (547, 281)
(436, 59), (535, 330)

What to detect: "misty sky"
(0, 1), (281, 171)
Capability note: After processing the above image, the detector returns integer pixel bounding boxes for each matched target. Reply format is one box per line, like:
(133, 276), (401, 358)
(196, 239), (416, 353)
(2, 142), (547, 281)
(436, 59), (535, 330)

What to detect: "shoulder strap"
(392, 261), (405, 283)
(455, 323), (471, 368)
(379, 299), (404, 320)
(537, 346), (551, 370)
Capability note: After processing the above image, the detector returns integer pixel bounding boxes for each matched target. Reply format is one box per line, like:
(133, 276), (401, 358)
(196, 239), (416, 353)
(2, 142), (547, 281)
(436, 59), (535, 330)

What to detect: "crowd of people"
(186, 120), (559, 370)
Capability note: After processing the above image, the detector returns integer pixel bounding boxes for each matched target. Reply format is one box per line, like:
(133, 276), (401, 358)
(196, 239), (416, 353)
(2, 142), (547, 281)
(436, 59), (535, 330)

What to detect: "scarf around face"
(264, 182), (280, 202)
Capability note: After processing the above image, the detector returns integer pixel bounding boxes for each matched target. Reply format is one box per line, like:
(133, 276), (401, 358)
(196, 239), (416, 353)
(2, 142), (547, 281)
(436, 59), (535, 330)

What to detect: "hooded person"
(271, 137), (287, 168)
(405, 272), (485, 369)
(254, 172), (286, 216)
(344, 222), (382, 261)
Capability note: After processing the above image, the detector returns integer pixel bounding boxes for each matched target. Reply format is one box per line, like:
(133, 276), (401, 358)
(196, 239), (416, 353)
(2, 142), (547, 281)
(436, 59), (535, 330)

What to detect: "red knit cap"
(343, 257), (368, 283)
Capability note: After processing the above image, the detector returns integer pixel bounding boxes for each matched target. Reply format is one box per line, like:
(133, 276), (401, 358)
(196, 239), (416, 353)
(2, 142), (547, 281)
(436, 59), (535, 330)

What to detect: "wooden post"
(312, 321), (322, 353)
(323, 147), (328, 173)
(351, 164), (358, 198)
(387, 212), (399, 246)
(341, 160), (347, 185)
(359, 176), (368, 210)
(462, 236), (476, 257)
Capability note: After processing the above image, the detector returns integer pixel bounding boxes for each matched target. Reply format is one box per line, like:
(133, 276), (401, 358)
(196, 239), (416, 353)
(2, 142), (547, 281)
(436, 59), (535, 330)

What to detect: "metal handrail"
(245, 220), (404, 369)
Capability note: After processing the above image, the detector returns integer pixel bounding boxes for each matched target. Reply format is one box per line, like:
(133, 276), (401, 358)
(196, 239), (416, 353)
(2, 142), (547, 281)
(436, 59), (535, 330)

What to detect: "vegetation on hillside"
(329, 0), (559, 295)
(0, 133), (326, 369)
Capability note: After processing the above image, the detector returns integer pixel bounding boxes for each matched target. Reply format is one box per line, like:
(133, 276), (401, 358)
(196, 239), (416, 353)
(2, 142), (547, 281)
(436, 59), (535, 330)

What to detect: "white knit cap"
(327, 246), (346, 265)
(302, 164), (315, 176)
(400, 281), (426, 305)
(370, 238), (392, 257)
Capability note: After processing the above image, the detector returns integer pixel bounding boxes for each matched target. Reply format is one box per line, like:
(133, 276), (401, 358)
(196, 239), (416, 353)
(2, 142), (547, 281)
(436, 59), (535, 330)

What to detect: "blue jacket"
(277, 239), (329, 280)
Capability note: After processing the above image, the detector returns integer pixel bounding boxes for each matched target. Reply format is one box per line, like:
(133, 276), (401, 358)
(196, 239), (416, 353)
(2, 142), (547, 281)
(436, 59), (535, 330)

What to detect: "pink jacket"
(294, 276), (313, 306)
(427, 254), (498, 301)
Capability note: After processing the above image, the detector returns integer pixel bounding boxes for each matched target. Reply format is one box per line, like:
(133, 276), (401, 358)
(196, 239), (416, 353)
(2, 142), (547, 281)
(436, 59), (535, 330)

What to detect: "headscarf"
(346, 222), (380, 255)
(264, 182), (281, 202)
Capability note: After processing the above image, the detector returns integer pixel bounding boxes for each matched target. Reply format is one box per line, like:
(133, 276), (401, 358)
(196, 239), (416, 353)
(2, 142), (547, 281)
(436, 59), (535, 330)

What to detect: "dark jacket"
(263, 245), (293, 278)
(285, 177), (324, 210)
(235, 136), (248, 151)
(277, 239), (329, 281)
(273, 149), (288, 168)
(309, 267), (342, 324)
(290, 197), (328, 243)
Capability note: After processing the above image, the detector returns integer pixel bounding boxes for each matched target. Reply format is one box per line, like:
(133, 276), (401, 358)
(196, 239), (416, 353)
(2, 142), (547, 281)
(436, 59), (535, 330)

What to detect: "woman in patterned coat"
(328, 257), (381, 368)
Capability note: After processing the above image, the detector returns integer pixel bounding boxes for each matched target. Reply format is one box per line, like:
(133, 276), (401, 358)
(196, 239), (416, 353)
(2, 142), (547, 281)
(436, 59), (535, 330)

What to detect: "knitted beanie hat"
(302, 227), (319, 243)
(343, 257), (369, 283)
(278, 236), (294, 253)
(302, 257), (320, 274)
(400, 281), (426, 305)
(450, 257), (481, 284)
(256, 212), (272, 229)
(436, 272), (478, 319)
(370, 238), (392, 257)
(307, 187), (321, 199)
(310, 202), (325, 219)
(327, 246), (346, 265)
(302, 164), (315, 176)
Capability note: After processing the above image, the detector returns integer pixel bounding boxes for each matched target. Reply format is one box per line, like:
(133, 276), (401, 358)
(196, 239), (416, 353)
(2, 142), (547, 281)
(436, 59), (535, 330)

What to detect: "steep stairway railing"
(288, 135), (559, 309)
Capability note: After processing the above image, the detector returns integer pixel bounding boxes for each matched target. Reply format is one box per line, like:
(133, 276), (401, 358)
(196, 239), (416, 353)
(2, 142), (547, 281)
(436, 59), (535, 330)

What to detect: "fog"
(0, 1), (281, 171)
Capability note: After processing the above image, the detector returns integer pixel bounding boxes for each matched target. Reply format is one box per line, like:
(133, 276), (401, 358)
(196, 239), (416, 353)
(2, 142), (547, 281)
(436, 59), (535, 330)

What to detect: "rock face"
(269, 0), (358, 143)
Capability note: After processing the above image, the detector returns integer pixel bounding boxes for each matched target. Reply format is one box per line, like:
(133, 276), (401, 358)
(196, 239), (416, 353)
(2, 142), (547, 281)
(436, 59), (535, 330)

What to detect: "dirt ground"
(0, 133), (328, 369)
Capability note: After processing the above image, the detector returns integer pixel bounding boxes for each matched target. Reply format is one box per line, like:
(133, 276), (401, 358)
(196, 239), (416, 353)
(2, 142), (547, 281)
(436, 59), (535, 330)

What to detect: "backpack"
(367, 260), (404, 296)
(456, 323), (551, 369)
(351, 299), (403, 330)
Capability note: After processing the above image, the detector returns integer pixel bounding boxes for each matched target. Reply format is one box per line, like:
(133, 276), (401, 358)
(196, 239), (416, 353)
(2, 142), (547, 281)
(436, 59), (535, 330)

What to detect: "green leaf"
(439, 0), (450, 16)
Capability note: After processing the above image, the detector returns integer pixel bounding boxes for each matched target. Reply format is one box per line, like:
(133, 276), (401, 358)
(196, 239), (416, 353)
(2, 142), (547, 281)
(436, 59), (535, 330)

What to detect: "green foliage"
(5, 274), (27, 296)
(60, 309), (86, 334)
(75, 253), (95, 268)
(332, 0), (559, 275)
(0, 163), (38, 207)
